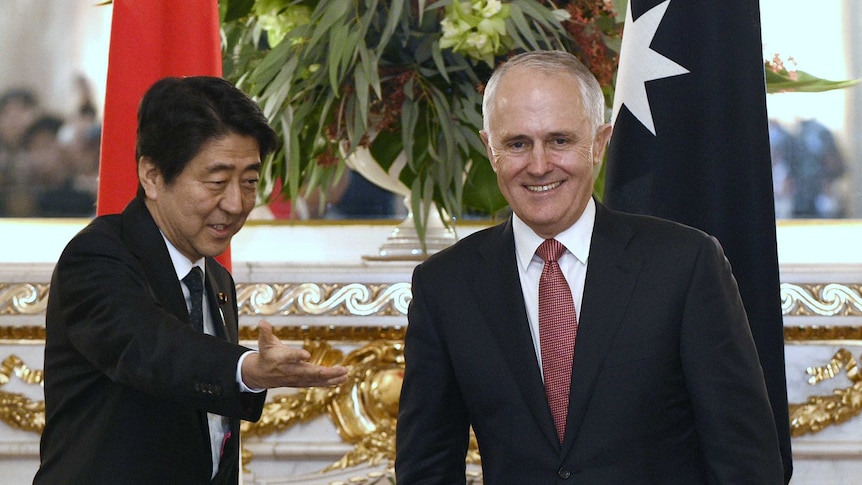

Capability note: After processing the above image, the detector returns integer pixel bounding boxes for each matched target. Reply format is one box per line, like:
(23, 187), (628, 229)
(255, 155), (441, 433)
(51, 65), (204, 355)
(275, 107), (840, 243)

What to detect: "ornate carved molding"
(5, 343), (862, 471)
(1, 282), (412, 318)
(781, 283), (862, 316)
(237, 282), (411, 317)
(0, 284), (49, 316)
(239, 340), (480, 471)
(3, 279), (862, 459)
(784, 326), (862, 342)
(7, 325), (862, 344)
(3, 281), (862, 318)
(0, 355), (44, 434)
(239, 325), (405, 342)
(790, 349), (862, 437)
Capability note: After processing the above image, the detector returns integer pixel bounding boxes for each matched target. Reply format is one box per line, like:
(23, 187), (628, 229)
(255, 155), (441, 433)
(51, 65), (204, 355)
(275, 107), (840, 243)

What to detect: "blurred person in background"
(21, 113), (96, 217)
(0, 87), (40, 216)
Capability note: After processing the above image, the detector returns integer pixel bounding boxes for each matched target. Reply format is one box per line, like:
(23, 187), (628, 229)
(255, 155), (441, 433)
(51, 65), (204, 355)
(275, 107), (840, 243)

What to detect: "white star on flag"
(611, 0), (690, 135)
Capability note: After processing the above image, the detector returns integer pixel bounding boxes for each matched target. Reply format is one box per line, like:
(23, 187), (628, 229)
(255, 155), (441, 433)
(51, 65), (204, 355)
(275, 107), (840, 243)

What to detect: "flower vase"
(345, 147), (457, 261)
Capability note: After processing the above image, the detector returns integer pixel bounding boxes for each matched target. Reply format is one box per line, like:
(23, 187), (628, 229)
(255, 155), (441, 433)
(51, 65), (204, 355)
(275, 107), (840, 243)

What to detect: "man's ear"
(137, 156), (162, 200)
(592, 123), (613, 166)
(480, 130), (498, 173)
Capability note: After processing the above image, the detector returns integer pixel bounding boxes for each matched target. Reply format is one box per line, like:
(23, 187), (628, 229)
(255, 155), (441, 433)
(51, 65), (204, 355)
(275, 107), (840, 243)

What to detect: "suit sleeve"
(396, 265), (471, 484)
(680, 236), (784, 484)
(50, 226), (264, 421)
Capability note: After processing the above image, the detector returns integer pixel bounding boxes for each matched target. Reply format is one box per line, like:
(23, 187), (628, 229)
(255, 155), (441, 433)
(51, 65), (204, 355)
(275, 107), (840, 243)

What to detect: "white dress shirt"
(512, 198), (595, 378)
(162, 235), (258, 478)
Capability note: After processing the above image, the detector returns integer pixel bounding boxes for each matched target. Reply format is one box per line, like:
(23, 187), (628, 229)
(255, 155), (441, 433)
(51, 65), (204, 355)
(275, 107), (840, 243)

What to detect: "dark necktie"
(182, 266), (204, 332)
(536, 238), (578, 443)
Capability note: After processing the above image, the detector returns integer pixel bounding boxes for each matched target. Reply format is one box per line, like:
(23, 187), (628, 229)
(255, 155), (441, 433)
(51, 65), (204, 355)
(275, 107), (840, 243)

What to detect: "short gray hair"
(482, 50), (605, 134)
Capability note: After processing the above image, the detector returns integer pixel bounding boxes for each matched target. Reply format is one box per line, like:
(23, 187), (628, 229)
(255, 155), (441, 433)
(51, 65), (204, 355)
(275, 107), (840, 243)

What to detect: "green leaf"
(222, 0), (255, 23)
(369, 130), (404, 172)
(462, 156), (507, 216)
(507, 4), (539, 50)
(379, 0), (405, 48)
(765, 69), (861, 94)
(310, 0), (351, 47)
(328, 27), (350, 92)
(353, 54), (370, 130)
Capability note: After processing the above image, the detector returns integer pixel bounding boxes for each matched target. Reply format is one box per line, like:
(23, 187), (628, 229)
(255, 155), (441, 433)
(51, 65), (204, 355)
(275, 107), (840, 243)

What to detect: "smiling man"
(395, 51), (784, 484)
(34, 77), (348, 485)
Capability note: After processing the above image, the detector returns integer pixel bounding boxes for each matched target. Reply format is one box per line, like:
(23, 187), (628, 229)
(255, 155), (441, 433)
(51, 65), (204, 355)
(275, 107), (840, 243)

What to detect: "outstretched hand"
(241, 320), (348, 389)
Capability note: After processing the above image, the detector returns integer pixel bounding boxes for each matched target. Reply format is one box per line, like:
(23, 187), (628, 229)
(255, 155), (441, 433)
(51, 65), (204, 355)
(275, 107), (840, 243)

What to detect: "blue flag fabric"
(603, 0), (792, 481)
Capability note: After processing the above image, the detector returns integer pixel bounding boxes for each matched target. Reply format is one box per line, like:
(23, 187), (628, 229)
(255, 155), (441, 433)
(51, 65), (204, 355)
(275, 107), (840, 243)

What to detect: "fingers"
(257, 320), (310, 361)
(287, 362), (349, 388)
(254, 320), (349, 388)
(256, 320), (278, 347)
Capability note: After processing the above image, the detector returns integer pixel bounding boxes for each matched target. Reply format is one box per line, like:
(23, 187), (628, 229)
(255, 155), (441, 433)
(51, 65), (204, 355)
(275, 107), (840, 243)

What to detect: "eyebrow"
(498, 131), (578, 144)
(205, 161), (262, 174)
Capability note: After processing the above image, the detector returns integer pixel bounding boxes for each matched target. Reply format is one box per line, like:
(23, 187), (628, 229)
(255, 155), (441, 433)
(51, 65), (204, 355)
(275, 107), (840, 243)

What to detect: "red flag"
(98, 1), (230, 267)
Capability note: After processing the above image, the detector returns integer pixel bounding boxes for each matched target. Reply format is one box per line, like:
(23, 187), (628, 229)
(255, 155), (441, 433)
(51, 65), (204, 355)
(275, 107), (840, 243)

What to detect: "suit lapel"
(470, 220), (561, 449)
(121, 198), (189, 323)
(561, 203), (642, 454)
(204, 260), (236, 343)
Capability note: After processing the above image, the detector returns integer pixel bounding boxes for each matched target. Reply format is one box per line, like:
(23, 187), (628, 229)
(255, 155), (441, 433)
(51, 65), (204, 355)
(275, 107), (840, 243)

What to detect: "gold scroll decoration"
(236, 283), (411, 317)
(0, 355), (45, 433)
(7, 343), (862, 470)
(781, 283), (862, 316)
(240, 340), (480, 470)
(790, 348), (862, 437)
(0, 283), (49, 316)
(2, 282), (862, 318)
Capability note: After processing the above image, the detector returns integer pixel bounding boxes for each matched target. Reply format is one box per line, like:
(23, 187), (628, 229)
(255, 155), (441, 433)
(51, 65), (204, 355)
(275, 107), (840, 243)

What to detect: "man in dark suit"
(33, 76), (348, 485)
(395, 51), (784, 483)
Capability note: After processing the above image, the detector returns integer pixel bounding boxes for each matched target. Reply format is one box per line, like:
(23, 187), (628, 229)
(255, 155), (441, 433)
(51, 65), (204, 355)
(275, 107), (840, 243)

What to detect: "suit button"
(557, 468), (571, 479)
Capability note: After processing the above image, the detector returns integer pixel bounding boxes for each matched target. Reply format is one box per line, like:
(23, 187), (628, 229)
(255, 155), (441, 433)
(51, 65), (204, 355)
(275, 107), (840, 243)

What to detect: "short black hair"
(0, 88), (38, 115)
(135, 76), (278, 196)
(21, 114), (64, 150)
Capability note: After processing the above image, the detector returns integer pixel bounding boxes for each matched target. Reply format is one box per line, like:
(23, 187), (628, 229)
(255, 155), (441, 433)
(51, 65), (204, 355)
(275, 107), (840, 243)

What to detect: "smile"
(208, 223), (233, 236)
(526, 181), (562, 192)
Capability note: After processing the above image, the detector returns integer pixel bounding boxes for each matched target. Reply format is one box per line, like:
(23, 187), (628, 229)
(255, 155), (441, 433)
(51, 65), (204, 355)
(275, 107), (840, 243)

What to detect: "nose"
(219, 180), (243, 215)
(526, 145), (552, 176)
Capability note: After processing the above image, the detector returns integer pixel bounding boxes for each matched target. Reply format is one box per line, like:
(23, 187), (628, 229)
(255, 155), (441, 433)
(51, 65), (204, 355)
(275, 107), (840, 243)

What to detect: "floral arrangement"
(220, 0), (856, 246)
(221, 0), (621, 243)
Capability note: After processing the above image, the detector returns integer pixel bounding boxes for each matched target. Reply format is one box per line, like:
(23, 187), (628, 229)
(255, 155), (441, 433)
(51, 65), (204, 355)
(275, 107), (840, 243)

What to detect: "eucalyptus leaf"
(765, 69), (861, 94)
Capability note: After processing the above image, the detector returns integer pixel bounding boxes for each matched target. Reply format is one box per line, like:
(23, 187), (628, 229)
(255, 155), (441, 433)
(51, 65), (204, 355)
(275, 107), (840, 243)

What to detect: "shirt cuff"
(237, 350), (265, 393)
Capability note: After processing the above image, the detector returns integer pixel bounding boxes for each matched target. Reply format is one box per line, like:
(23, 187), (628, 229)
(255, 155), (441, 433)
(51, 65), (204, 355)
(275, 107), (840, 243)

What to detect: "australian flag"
(603, 0), (792, 481)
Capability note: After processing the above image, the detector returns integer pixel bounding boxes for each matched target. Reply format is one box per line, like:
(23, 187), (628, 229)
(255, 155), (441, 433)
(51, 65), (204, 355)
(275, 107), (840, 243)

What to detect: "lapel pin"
(218, 292), (229, 305)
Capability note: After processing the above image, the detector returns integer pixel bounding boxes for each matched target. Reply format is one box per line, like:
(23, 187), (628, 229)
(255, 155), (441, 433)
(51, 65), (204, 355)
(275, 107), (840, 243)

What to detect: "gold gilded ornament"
(790, 348), (862, 436)
(0, 283), (50, 315)
(0, 355), (45, 433)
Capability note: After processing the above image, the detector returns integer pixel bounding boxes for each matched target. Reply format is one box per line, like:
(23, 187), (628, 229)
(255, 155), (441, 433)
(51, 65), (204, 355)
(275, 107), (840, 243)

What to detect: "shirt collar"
(513, 197), (596, 271)
(160, 232), (206, 281)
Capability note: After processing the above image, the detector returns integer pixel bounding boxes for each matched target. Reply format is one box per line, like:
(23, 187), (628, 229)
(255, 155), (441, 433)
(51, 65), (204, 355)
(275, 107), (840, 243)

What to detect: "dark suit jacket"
(396, 202), (784, 484)
(34, 197), (266, 485)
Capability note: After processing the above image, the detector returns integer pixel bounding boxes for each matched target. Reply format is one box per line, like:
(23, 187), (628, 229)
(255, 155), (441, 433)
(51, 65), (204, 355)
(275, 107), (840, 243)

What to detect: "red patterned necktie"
(537, 238), (577, 443)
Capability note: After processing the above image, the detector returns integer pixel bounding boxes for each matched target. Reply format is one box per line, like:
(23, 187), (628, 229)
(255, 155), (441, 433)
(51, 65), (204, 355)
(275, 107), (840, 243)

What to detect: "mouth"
(208, 223), (233, 237)
(525, 181), (562, 193)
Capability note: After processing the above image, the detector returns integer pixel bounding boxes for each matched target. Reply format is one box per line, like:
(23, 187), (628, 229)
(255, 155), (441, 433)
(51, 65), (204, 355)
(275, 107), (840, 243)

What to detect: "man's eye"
(510, 141), (526, 149)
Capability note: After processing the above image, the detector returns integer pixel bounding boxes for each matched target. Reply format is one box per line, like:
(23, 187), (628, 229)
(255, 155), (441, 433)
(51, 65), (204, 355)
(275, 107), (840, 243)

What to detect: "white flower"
(474, 0), (503, 18)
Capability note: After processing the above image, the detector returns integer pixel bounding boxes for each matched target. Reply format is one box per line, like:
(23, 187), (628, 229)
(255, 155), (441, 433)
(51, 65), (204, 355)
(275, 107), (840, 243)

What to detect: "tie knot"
(182, 266), (204, 293)
(537, 239), (566, 263)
